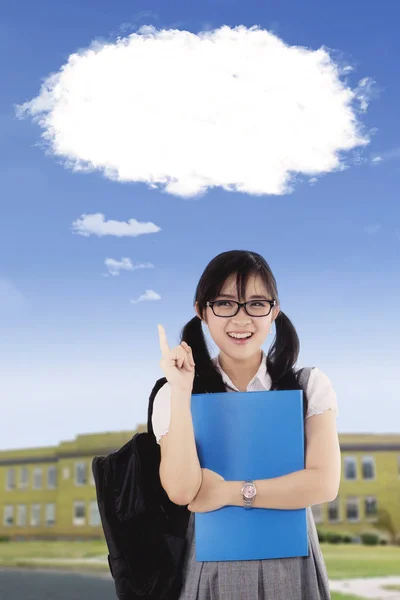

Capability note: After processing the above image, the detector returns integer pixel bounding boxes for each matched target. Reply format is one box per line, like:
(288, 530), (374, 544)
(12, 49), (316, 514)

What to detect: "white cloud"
(103, 257), (154, 276)
(353, 77), (376, 112)
(130, 289), (161, 304)
(363, 223), (382, 235)
(71, 213), (161, 237)
(371, 147), (400, 165)
(16, 25), (370, 198)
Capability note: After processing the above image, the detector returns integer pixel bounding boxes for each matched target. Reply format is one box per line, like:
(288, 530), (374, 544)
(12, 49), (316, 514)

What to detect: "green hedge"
(316, 529), (385, 545)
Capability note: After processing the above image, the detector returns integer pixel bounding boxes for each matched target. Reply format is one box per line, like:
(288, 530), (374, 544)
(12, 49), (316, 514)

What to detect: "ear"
(195, 301), (207, 325)
(272, 304), (280, 322)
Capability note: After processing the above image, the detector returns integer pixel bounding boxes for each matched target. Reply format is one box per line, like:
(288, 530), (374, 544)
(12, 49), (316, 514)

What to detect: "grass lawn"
(331, 595), (368, 600)
(0, 539), (108, 564)
(320, 542), (400, 579)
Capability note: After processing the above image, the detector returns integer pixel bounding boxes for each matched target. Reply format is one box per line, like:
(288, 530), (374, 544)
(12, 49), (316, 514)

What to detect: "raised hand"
(158, 324), (195, 392)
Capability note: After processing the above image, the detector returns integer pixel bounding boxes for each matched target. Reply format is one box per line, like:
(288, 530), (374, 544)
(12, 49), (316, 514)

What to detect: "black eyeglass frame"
(206, 299), (277, 318)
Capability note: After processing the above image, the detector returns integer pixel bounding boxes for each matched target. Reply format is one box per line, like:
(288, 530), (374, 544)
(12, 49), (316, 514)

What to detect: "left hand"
(187, 468), (226, 513)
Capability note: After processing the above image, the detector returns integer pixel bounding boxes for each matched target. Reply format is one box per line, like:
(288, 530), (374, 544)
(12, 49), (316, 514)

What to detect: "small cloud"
(130, 289), (161, 304)
(354, 77), (377, 113)
(363, 223), (382, 235)
(118, 11), (159, 34)
(370, 147), (400, 165)
(308, 177), (318, 185)
(342, 65), (354, 74)
(352, 149), (368, 165)
(16, 25), (371, 199)
(103, 257), (154, 276)
(71, 213), (161, 237)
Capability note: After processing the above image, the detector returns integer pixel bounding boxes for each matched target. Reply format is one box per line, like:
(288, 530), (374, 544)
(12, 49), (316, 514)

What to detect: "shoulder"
(303, 367), (339, 419)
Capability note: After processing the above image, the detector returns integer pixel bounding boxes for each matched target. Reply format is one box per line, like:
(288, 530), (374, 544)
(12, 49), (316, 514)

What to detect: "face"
(196, 273), (280, 362)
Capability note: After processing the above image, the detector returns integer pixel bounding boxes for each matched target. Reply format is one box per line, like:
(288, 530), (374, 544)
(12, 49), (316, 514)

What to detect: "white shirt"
(151, 353), (338, 444)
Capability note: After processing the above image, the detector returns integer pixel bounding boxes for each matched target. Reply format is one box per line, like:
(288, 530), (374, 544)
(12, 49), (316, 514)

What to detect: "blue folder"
(190, 390), (308, 562)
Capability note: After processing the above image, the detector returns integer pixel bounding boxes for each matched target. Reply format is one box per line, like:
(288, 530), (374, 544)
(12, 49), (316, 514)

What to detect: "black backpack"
(92, 377), (191, 600)
(92, 367), (311, 599)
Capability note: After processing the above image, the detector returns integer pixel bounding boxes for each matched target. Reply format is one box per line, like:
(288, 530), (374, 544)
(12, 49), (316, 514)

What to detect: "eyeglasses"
(206, 299), (276, 318)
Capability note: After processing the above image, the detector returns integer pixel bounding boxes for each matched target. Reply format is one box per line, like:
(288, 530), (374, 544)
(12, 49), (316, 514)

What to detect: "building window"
(6, 468), (16, 490)
(31, 504), (41, 527)
(19, 467), (29, 489)
(327, 497), (340, 522)
(346, 497), (360, 522)
(33, 468), (42, 490)
(73, 501), (86, 526)
(75, 462), (87, 486)
(45, 503), (56, 526)
(17, 505), (27, 527)
(47, 466), (57, 489)
(3, 505), (14, 526)
(362, 457), (375, 480)
(311, 504), (323, 524)
(365, 496), (378, 519)
(63, 467), (70, 480)
(89, 501), (101, 527)
(344, 457), (357, 480)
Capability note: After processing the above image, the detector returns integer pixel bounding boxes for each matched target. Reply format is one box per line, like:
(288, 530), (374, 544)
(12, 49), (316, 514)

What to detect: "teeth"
(228, 332), (252, 339)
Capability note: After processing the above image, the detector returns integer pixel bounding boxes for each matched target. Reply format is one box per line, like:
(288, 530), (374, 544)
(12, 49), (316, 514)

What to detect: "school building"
(0, 429), (399, 542)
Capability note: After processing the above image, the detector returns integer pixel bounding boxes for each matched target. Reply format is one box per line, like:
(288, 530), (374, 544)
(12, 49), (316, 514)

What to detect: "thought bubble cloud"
(16, 25), (370, 198)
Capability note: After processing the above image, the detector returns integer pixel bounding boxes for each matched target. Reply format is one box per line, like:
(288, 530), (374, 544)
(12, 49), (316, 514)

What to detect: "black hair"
(180, 250), (309, 417)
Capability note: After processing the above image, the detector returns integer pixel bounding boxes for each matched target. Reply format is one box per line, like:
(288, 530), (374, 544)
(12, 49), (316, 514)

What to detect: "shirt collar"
(211, 351), (271, 391)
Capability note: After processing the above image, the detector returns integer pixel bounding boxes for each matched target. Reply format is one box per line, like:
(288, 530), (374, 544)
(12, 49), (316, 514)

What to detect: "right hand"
(158, 324), (196, 392)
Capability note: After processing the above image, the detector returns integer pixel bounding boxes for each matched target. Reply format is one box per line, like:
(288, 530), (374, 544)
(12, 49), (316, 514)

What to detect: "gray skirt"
(178, 507), (331, 600)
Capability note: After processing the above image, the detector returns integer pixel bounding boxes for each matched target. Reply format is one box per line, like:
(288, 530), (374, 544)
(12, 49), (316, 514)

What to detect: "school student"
(152, 249), (340, 600)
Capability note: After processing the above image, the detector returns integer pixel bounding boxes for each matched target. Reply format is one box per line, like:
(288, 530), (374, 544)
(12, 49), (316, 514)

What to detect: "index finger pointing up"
(157, 324), (170, 356)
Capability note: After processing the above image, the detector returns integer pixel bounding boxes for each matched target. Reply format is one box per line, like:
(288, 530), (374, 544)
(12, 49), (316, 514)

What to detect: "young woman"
(152, 250), (340, 600)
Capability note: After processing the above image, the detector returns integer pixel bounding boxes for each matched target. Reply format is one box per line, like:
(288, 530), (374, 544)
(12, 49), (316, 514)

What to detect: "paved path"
(329, 576), (400, 599)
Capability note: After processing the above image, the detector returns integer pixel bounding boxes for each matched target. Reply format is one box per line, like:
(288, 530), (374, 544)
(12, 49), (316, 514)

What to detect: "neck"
(218, 350), (264, 392)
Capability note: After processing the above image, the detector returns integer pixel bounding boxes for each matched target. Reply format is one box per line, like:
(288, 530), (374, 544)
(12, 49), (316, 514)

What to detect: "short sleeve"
(151, 382), (172, 444)
(305, 367), (339, 419)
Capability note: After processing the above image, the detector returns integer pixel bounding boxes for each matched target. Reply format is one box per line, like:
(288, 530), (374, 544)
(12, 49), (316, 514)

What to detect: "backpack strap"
(297, 366), (314, 394)
(296, 367), (314, 459)
(147, 376), (168, 438)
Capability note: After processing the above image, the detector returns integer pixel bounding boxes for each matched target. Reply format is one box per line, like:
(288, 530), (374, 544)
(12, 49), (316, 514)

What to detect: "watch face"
(243, 484), (255, 499)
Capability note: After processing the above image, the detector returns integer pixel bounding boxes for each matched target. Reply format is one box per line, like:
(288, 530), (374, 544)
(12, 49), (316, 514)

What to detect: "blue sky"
(1, 0), (399, 451)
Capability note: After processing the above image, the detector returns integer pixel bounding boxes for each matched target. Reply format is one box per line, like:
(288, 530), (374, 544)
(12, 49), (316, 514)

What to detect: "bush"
(0, 535), (10, 543)
(360, 532), (380, 546)
(326, 532), (342, 544)
(316, 529), (326, 543)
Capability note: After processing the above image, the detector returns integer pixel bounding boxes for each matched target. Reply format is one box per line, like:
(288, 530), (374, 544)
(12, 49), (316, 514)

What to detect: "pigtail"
(267, 311), (299, 382)
(267, 311), (309, 419)
(180, 316), (225, 390)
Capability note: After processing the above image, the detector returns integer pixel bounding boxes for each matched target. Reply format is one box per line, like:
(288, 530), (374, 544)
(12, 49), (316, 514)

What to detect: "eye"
(249, 300), (268, 307)
(214, 300), (234, 307)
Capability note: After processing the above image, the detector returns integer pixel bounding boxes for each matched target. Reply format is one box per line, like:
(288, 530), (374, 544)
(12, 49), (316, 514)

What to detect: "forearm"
(223, 468), (335, 510)
(160, 392), (201, 506)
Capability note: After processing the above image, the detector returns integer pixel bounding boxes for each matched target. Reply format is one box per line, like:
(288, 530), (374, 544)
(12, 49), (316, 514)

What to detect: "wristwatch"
(241, 480), (257, 509)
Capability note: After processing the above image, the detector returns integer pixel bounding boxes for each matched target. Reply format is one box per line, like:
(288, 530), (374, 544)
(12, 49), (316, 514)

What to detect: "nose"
(232, 305), (252, 323)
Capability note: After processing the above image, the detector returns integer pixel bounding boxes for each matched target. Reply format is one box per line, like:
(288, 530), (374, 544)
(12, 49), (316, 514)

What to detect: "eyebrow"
(216, 293), (269, 300)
